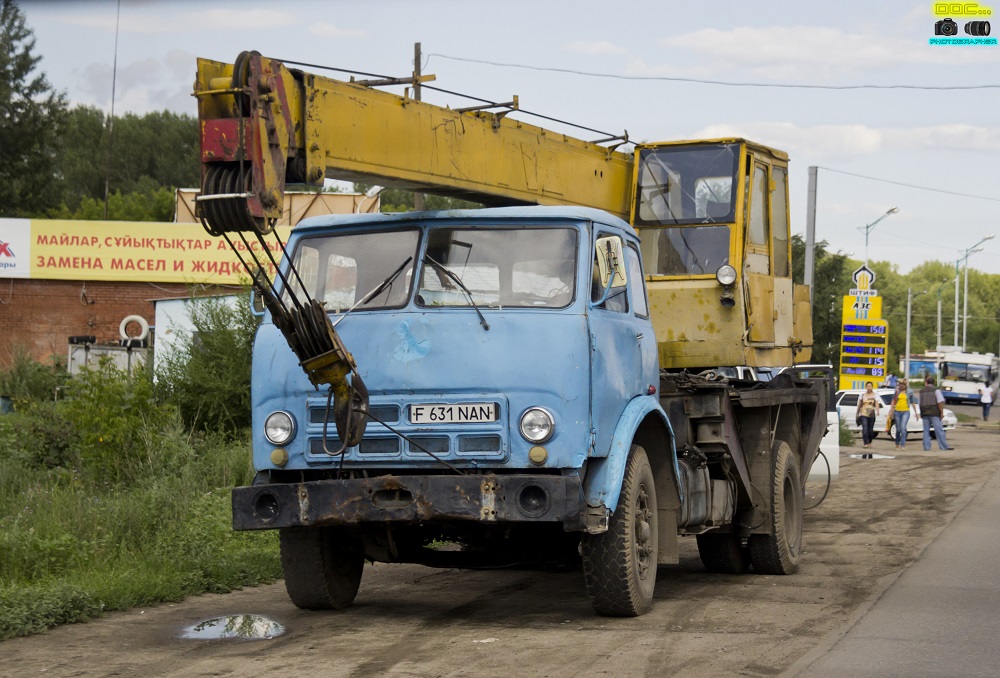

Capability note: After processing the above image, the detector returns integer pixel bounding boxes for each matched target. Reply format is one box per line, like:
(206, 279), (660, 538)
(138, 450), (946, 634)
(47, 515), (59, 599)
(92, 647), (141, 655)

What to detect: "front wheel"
(279, 526), (365, 610)
(581, 445), (658, 616)
(748, 441), (802, 575)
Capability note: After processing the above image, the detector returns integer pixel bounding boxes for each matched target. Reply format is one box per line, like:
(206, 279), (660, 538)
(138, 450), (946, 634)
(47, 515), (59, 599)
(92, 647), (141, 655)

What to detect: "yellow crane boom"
(194, 51), (813, 370)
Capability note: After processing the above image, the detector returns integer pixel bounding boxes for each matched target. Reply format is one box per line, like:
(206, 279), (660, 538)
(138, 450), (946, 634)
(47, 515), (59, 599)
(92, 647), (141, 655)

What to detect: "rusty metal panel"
(745, 273), (775, 343)
(792, 283), (814, 362)
(649, 278), (746, 369)
(232, 474), (584, 531)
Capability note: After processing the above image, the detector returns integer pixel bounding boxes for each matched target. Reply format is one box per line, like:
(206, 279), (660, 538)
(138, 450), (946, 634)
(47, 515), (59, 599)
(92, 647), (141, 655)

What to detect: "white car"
(834, 389), (957, 441)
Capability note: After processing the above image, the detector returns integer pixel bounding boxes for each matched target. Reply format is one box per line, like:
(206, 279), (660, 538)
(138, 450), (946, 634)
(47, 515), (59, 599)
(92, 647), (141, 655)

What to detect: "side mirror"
(251, 287), (265, 316)
(595, 236), (627, 291)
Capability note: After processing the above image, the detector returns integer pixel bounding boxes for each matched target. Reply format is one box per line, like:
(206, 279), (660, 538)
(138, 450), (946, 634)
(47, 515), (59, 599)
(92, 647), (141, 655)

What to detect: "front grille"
(309, 404), (400, 425)
(406, 437), (450, 454)
(458, 435), (502, 453)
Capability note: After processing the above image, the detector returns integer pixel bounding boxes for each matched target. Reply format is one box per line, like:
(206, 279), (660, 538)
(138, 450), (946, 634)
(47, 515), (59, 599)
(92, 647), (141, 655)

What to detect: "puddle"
(181, 614), (285, 640)
(849, 453), (896, 460)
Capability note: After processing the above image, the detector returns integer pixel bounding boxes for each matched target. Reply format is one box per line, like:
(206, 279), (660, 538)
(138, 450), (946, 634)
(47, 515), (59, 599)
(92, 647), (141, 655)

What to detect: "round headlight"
(520, 407), (554, 443)
(716, 264), (737, 286)
(264, 411), (296, 446)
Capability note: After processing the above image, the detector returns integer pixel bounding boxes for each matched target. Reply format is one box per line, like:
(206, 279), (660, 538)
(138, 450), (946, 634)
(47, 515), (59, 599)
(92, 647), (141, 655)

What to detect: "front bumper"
(233, 473), (584, 531)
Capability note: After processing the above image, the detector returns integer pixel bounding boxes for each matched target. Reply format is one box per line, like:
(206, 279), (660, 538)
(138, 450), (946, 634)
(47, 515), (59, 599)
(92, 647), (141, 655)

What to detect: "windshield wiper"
(422, 255), (490, 331)
(330, 256), (412, 329)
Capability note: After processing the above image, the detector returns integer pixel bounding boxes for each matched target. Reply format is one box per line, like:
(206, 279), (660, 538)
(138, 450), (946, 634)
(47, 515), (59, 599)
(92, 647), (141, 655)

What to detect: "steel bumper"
(232, 474), (584, 531)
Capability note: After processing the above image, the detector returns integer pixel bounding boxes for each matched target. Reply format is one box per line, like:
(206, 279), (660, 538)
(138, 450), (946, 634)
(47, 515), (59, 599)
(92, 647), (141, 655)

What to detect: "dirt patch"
(1, 427), (997, 678)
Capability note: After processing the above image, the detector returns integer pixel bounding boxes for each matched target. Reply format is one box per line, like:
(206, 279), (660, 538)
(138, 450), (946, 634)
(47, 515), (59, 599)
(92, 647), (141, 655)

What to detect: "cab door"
(588, 231), (644, 457)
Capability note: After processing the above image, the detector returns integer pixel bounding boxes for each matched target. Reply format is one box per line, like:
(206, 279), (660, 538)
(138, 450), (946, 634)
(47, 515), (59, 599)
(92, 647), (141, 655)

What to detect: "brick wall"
(0, 278), (233, 368)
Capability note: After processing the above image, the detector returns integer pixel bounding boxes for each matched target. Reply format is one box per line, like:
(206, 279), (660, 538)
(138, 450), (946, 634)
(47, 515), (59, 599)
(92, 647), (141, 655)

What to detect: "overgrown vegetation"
(155, 293), (260, 436)
(0, 300), (278, 640)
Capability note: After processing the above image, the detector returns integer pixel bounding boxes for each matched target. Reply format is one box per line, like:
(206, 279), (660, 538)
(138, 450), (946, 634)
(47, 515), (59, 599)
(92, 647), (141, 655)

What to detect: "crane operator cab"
(631, 139), (812, 371)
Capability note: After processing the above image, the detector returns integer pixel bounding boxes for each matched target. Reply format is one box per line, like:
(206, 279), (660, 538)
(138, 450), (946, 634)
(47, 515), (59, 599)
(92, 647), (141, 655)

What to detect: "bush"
(155, 292), (259, 436)
(0, 345), (69, 406)
(838, 417), (855, 447)
(0, 585), (103, 640)
(63, 360), (187, 485)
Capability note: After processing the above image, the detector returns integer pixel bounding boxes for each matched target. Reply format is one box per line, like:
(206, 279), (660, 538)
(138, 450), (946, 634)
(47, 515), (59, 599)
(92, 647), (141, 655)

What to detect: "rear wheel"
(748, 442), (802, 575)
(279, 526), (364, 610)
(581, 445), (658, 616)
(696, 532), (750, 574)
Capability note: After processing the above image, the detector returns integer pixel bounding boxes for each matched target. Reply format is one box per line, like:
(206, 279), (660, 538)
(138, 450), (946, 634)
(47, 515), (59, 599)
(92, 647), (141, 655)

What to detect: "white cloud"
(690, 122), (1000, 158)
(60, 9), (296, 34)
(658, 26), (1000, 80)
(308, 23), (367, 39)
(563, 40), (627, 56)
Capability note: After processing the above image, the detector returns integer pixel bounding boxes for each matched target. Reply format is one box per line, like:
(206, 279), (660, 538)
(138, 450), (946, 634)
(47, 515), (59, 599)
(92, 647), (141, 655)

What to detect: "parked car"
(834, 389), (957, 441)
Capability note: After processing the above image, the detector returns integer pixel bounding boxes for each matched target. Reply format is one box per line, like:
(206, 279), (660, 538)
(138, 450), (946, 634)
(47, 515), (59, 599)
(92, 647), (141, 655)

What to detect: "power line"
(818, 167), (1000, 203)
(428, 53), (1000, 91)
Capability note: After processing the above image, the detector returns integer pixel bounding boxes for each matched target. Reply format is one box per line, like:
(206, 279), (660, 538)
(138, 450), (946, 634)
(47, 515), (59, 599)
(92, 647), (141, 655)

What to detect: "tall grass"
(0, 339), (280, 640)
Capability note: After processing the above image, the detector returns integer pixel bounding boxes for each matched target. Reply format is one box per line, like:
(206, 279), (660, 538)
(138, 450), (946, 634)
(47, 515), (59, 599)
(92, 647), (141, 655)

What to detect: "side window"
(840, 394), (859, 407)
(746, 163), (770, 274)
(748, 165), (769, 247)
(591, 234), (628, 313)
(772, 167), (789, 277)
(625, 245), (648, 318)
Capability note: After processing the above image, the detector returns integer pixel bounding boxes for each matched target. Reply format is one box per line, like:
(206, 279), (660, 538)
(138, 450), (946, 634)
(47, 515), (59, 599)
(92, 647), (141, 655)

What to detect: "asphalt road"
(1, 425), (998, 678)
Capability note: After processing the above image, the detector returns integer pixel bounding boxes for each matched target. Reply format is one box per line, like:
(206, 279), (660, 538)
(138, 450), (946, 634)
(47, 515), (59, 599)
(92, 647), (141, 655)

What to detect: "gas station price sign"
(839, 319), (889, 388)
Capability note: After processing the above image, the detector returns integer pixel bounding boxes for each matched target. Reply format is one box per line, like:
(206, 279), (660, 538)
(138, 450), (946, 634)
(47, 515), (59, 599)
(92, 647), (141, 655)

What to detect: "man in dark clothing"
(919, 376), (953, 451)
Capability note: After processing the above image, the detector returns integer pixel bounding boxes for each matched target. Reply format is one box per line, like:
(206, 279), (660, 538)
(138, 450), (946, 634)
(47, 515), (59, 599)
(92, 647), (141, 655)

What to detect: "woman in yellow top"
(890, 379), (918, 450)
(856, 381), (882, 449)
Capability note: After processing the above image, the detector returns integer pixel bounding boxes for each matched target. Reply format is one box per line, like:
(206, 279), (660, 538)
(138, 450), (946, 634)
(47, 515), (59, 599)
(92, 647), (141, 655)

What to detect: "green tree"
(0, 0), (67, 217)
(53, 106), (199, 215)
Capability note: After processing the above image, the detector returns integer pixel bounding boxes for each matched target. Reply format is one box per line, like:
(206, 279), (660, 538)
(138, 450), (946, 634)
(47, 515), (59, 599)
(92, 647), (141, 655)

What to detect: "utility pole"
(804, 166), (817, 308)
(412, 42), (425, 212)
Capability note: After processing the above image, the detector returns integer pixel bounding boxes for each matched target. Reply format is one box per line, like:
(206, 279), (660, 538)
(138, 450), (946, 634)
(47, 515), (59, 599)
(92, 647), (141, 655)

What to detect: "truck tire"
(696, 532), (750, 574)
(581, 445), (658, 616)
(279, 526), (364, 610)
(748, 441), (802, 575)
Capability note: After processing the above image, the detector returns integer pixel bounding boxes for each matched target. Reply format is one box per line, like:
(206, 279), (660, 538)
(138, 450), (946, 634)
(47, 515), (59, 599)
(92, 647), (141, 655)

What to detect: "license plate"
(409, 403), (498, 424)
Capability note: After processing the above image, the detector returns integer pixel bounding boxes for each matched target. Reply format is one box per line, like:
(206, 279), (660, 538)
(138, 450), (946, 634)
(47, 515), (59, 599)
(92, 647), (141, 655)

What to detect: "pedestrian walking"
(890, 379), (916, 450)
(856, 381), (882, 448)
(918, 376), (954, 451)
(979, 384), (993, 421)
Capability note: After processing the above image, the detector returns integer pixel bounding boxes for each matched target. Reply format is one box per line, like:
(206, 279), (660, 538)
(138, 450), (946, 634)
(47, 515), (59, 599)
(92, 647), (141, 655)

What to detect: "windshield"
(283, 229), (419, 312)
(418, 227), (577, 308)
(634, 143), (740, 226)
(638, 225), (730, 276)
(943, 362), (992, 382)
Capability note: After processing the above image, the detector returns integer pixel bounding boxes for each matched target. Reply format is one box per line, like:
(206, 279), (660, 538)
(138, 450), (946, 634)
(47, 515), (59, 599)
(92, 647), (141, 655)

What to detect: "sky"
(17, 0), (1000, 276)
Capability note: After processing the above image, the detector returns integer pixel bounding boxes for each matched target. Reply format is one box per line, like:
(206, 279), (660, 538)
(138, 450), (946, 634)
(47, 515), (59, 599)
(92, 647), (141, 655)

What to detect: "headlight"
(264, 411), (296, 446)
(716, 264), (737, 286)
(519, 407), (554, 443)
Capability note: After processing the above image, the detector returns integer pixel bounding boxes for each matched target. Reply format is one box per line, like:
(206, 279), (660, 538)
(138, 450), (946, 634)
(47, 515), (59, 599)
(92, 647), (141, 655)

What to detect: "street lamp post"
(859, 207), (899, 269)
(959, 235), (995, 350)
(933, 278), (952, 353)
(905, 288), (928, 381)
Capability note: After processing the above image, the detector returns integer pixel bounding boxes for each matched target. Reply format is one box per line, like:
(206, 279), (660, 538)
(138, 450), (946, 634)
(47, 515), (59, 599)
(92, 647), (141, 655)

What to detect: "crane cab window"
(639, 225), (730, 276)
(771, 167), (789, 278)
(746, 164), (770, 274)
(634, 143), (740, 226)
